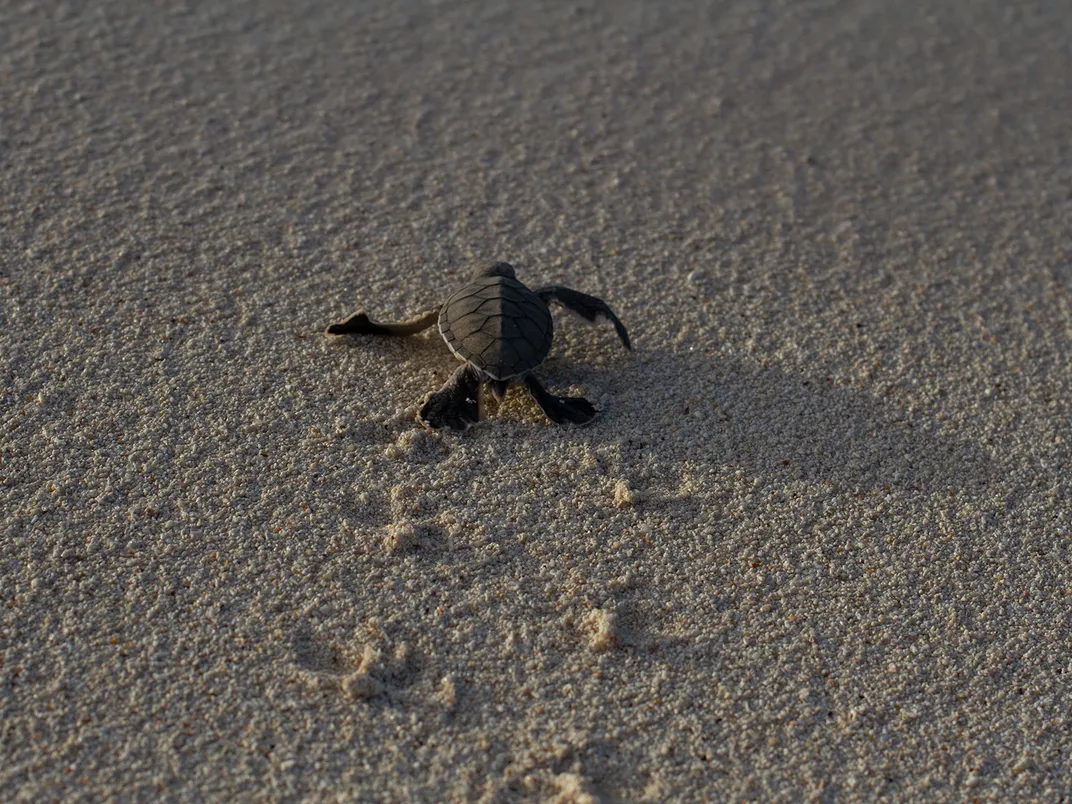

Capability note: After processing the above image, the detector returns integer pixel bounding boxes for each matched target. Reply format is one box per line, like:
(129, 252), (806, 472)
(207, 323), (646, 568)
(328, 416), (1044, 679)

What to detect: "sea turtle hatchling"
(326, 262), (631, 429)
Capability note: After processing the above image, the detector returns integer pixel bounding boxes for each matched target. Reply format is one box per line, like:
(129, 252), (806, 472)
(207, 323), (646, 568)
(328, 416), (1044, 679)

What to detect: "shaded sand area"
(2, 0), (1070, 800)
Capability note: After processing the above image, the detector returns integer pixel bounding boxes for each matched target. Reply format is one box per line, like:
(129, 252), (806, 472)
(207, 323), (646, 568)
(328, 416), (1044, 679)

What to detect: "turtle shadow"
(613, 348), (1004, 494)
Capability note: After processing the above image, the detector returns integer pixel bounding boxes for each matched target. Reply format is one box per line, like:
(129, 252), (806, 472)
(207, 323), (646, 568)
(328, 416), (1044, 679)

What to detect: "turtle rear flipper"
(523, 374), (596, 426)
(326, 309), (439, 337)
(488, 379), (510, 402)
(418, 364), (484, 430)
(534, 285), (631, 349)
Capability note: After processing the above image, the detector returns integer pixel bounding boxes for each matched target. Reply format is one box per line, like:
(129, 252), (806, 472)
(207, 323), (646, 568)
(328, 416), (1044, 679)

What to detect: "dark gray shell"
(438, 274), (554, 381)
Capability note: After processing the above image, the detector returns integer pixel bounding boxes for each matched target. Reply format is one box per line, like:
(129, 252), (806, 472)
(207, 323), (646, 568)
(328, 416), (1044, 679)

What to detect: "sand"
(2, 0), (1070, 800)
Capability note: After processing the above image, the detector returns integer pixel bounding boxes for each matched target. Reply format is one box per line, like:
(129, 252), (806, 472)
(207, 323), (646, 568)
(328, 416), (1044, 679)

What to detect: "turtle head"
(475, 261), (516, 279)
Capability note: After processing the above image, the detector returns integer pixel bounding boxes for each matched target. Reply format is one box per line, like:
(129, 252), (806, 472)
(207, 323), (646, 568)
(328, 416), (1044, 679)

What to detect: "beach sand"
(2, 0), (1070, 800)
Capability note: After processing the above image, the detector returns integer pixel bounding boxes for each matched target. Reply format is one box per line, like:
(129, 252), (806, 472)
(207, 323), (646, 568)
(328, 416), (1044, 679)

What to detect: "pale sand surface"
(2, 0), (1071, 800)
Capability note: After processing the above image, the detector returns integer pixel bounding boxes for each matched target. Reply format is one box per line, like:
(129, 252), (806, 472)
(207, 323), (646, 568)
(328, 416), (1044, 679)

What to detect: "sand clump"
(612, 479), (637, 508)
(580, 608), (620, 651)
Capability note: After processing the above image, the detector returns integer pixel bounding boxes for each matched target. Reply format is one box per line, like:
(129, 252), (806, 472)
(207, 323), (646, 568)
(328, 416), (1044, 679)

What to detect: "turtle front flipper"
(533, 286), (631, 349)
(418, 364), (484, 430)
(325, 309), (439, 337)
(523, 374), (597, 426)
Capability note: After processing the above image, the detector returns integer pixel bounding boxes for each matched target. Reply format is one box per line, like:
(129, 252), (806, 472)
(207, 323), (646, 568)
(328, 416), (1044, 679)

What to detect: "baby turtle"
(326, 262), (631, 429)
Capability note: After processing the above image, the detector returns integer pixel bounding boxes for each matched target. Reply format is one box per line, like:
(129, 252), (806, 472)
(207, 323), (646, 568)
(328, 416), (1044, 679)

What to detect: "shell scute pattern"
(439, 275), (553, 380)
(461, 329), (497, 356)
(449, 294), (494, 319)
